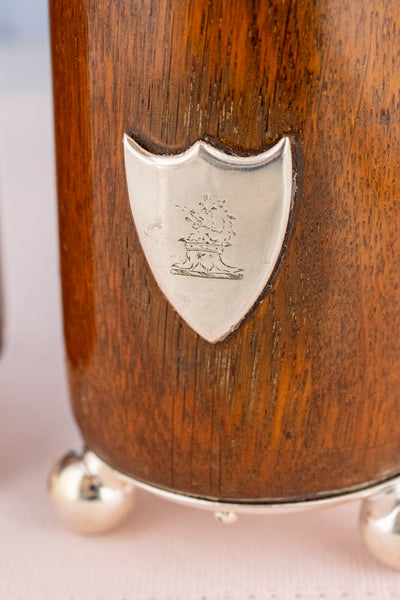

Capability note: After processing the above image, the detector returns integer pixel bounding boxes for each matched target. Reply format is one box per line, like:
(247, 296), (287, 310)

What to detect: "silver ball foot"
(214, 511), (238, 524)
(360, 483), (400, 569)
(48, 448), (136, 534)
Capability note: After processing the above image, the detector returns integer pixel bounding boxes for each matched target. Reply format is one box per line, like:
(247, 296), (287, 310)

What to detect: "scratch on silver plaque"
(123, 135), (293, 343)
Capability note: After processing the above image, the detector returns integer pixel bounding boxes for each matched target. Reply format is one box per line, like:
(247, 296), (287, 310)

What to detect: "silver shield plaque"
(124, 135), (293, 343)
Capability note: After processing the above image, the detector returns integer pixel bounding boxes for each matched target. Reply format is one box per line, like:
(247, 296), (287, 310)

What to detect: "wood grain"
(50, 0), (400, 501)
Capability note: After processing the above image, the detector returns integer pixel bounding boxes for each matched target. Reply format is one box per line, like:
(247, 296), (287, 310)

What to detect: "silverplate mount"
(49, 137), (400, 569)
(124, 135), (293, 342)
(48, 447), (400, 569)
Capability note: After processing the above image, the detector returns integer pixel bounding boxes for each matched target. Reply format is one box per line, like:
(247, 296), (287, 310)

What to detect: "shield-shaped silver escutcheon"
(124, 135), (293, 343)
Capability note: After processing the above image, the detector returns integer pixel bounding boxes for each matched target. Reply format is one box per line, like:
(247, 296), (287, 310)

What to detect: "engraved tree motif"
(171, 193), (244, 280)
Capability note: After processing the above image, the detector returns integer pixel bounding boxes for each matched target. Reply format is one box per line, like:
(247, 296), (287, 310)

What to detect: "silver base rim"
(90, 451), (400, 515)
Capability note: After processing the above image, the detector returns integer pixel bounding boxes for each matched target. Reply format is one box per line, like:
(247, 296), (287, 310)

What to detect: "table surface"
(0, 44), (399, 600)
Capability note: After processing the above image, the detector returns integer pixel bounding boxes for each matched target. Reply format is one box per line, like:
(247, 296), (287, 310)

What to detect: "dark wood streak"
(50, 2), (95, 373)
(50, 0), (400, 501)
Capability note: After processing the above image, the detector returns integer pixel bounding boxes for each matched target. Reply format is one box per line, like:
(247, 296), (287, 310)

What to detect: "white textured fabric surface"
(1, 56), (400, 600)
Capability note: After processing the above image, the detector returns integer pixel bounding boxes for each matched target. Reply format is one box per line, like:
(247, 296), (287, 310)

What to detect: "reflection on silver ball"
(360, 484), (400, 570)
(48, 448), (136, 534)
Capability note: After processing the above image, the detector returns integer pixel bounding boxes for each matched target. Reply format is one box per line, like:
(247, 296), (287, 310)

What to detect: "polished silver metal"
(121, 461), (400, 516)
(48, 447), (400, 568)
(124, 135), (293, 342)
(214, 511), (239, 524)
(48, 448), (136, 534)
(360, 483), (400, 570)
(73, 448), (399, 516)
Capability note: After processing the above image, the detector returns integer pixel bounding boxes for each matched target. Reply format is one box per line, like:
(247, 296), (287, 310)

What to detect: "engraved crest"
(171, 194), (243, 280)
(124, 135), (293, 343)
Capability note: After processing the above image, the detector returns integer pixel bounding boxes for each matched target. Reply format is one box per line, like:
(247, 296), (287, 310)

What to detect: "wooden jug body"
(50, 0), (400, 501)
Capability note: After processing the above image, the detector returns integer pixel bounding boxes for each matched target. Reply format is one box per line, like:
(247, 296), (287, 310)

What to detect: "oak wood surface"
(50, 0), (400, 501)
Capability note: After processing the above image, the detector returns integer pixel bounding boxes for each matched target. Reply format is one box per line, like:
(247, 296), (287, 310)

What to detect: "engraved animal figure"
(186, 194), (235, 245)
(171, 193), (243, 280)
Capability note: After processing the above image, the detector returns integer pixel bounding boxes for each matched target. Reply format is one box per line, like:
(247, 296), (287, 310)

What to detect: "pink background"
(0, 50), (400, 599)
